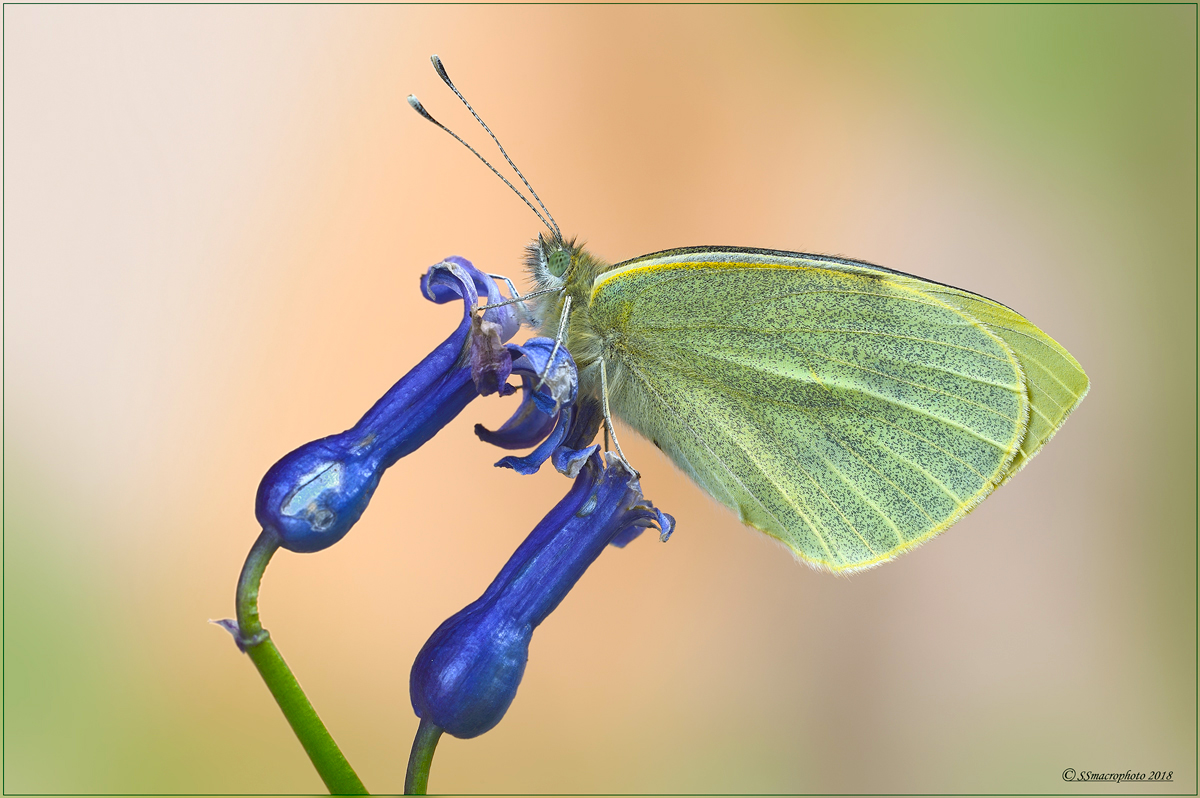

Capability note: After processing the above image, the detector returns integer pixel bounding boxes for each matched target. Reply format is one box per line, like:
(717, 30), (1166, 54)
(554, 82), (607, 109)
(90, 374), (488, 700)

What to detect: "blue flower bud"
(255, 257), (519, 553)
(410, 452), (674, 738)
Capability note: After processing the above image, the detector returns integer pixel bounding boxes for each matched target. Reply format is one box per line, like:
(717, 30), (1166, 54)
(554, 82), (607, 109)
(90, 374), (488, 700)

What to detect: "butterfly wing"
(587, 247), (1082, 572)
(878, 275), (1090, 483)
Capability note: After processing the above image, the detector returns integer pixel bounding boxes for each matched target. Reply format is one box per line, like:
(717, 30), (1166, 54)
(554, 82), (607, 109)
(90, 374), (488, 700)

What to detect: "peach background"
(4, 5), (1195, 795)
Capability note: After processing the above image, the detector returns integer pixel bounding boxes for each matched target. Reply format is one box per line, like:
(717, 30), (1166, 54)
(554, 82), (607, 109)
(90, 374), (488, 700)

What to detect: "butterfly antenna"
(407, 93), (556, 237)
(429, 55), (563, 242)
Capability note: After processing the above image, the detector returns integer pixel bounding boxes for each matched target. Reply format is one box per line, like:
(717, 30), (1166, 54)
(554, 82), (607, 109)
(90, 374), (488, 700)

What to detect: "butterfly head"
(526, 232), (582, 292)
(522, 233), (609, 333)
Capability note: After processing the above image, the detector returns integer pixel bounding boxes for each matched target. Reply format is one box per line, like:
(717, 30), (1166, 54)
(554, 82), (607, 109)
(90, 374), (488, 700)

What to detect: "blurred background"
(4, 5), (1195, 795)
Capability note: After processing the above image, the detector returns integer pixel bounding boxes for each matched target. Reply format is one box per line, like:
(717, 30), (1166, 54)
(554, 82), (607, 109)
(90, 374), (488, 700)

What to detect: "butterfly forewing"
(589, 251), (1030, 572)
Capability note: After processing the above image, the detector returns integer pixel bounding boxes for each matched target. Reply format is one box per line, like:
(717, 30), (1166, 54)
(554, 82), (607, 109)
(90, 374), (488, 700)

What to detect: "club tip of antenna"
(407, 94), (436, 122)
(430, 54), (453, 86)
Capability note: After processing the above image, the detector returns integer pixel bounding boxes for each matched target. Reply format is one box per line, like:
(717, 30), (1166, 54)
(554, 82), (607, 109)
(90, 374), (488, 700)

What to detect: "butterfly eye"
(547, 249), (571, 278)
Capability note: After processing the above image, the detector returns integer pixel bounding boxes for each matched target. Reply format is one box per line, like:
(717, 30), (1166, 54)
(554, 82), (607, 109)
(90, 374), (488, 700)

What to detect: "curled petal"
(474, 376), (557, 450)
(611, 506), (676, 546)
(552, 397), (604, 477)
(654, 508), (676, 542)
(551, 441), (598, 479)
(420, 259), (480, 308)
(479, 338), (581, 474)
(604, 453), (676, 546)
(421, 259), (519, 397)
(440, 255), (520, 341)
(509, 338), (578, 411)
(495, 407), (571, 475)
(420, 257), (518, 343)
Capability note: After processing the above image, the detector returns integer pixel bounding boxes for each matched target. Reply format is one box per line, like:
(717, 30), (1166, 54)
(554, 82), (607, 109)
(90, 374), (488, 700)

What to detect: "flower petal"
(442, 255), (520, 341)
(551, 440), (598, 479)
(551, 397), (604, 477)
(494, 408), (571, 475)
(508, 338), (578, 411)
(480, 338), (582, 474)
(469, 315), (513, 397)
(474, 376), (558, 450)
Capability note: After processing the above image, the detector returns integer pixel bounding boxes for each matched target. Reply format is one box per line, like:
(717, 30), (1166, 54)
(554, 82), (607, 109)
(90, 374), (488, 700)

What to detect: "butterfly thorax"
(524, 235), (618, 399)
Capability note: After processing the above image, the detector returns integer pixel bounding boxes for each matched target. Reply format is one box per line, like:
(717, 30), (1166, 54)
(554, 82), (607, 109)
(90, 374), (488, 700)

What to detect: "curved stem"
(235, 529), (279, 640)
(236, 529), (369, 795)
(404, 718), (444, 795)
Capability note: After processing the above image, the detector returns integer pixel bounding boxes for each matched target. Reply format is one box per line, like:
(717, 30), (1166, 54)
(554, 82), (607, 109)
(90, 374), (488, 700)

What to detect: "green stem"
(236, 529), (369, 795)
(404, 717), (444, 795)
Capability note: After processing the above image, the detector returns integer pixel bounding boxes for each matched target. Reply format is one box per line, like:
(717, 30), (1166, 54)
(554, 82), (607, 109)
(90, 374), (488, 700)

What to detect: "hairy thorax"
(524, 237), (629, 404)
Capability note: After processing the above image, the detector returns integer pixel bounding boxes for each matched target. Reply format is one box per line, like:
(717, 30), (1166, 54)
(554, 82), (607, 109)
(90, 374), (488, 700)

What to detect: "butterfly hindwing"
(882, 277), (1089, 482)
(589, 250), (1031, 572)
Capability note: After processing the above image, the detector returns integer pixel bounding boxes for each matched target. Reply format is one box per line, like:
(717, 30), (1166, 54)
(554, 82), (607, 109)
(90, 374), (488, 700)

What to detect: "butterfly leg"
(484, 272), (535, 325)
(535, 294), (572, 390)
(600, 355), (639, 478)
(479, 281), (560, 321)
(486, 273), (523, 303)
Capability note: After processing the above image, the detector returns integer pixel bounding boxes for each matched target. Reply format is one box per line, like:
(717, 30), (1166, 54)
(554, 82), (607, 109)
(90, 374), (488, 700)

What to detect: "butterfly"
(409, 56), (1089, 573)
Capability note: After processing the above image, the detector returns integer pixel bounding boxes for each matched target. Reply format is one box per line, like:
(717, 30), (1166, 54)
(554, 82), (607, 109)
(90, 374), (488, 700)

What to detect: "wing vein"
(618, 356), (841, 565)
(733, 388), (882, 557)
(639, 341), (1008, 483)
(644, 341), (1019, 452)
(786, 349), (936, 539)
(797, 346), (1022, 426)
(632, 323), (1011, 363)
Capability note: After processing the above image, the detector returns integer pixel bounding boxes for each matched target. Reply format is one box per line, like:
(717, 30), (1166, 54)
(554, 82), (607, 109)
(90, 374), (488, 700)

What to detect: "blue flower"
(475, 339), (602, 479)
(255, 257), (519, 553)
(409, 451), (674, 739)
